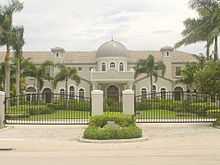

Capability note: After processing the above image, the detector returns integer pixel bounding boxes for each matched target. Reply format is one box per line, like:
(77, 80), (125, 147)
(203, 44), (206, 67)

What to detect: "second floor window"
(110, 62), (115, 70)
(119, 63), (124, 71)
(69, 86), (75, 99)
(175, 67), (182, 77)
(102, 63), (106, 71)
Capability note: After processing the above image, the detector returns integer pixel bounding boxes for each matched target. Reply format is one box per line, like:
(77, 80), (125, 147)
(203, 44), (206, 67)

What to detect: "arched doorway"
(174, 87), (184, 101)
(26, 87), (37, 102)
(105, 85), (122, 112)
(42, 88), (52, 103)
(107, 85), (119, 102)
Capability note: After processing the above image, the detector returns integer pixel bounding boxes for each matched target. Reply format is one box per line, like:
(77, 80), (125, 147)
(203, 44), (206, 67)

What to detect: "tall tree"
(24, 61), (54, 93)
(135, 55), (166, 92)
(11, 26), (24, 97)
(176, 0), (220, 60)
(175, 18), (212, 59)
(54, 64), (80, 96)
(0, 0), (23, 98)
(0, 62), (5, 90)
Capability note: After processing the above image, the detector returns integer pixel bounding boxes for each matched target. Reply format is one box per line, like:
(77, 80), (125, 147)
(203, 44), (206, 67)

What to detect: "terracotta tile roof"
(0, 50), (197, 64)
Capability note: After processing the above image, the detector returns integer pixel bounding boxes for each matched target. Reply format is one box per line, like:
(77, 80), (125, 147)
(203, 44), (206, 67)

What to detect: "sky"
(0, 0), (211, 54)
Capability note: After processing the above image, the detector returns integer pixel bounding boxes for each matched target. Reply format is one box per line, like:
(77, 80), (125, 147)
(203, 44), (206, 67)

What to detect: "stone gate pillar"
(0, 91), (5, 128)
(91, 90), (103, 116)
(122, 89), (134, 115)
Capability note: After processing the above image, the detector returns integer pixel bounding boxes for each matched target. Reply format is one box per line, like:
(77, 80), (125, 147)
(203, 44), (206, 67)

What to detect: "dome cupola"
(96, 40), (127, 58)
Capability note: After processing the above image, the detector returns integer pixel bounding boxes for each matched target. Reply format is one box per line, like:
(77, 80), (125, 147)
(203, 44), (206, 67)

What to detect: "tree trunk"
(4, 45), (11, 99)
(150, 74), (153, 93)
(214, 36), (218, 61)
(65, 77), (68, 109)
(16, 55), (21, 105)
(206, 41), (210, 60)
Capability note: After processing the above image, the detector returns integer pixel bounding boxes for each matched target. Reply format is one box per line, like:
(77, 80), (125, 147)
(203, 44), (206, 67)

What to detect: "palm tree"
(175, 18), (212, 59)
(11, 26), (24, 97)
(188, 0), (220, 60)
(135, 55), (166, 92)
(24, 61), (54, 93)
(54, 64), (80, 96)
(0, 62), (5, 90)
(0, 0), (23, 98)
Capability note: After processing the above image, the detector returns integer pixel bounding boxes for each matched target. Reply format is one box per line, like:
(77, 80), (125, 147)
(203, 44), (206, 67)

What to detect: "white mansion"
(3, 40), (198, 101)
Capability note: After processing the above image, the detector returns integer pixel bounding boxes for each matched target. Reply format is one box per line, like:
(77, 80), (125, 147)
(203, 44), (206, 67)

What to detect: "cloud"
(0, 0), (203, 54)
(152, 30), (173, 34)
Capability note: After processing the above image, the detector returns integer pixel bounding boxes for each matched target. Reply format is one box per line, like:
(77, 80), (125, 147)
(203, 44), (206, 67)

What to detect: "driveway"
(0, 124), (220, 165)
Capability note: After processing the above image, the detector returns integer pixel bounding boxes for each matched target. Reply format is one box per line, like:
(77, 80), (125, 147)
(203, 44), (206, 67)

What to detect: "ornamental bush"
(213, 118), (220, 126)
(83, 126), (142, 140)
(83, 114), (142, 140)
(89, 114), (136, 127)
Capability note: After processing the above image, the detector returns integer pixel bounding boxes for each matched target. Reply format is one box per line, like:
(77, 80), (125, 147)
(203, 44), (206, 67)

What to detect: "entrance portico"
(90, 39), (135, 103)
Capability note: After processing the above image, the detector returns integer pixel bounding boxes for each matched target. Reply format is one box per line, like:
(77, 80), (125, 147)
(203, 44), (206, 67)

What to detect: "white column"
(0, 91), (5, 128)
(91, 90), (103, 116)
(122, 89), (134, 115)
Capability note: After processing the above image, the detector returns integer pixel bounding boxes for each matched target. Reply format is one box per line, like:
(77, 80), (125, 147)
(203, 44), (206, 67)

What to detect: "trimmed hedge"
(47, 99), (90, 111)
(136, 99), (219, 116)
(83, 126), (142, 140)
(89, 114), (136, 127)
(83, 114), (142, 140)
(213, 118), (220, 126)
(8, 104), (55, 116)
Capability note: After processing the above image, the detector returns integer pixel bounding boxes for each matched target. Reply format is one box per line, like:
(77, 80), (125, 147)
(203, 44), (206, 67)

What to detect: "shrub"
(213, 118), (220, 126)
(29, 105), (54, 115)
(207, 109), (220, 118)
(8, 105), (55, 116)
(83, 114), (142, 140)
(89, 114), (136, 127)
(47, 99), (90, 111)
(83, 126), (142, 140)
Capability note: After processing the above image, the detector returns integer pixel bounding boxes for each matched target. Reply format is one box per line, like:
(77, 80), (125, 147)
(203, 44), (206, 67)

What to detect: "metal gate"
(135, 91), (219, 123)
(5, 93), (91, 125)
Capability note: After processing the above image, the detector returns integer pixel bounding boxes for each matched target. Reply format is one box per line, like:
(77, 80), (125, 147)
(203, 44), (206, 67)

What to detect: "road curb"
(78, 134), (148, 143)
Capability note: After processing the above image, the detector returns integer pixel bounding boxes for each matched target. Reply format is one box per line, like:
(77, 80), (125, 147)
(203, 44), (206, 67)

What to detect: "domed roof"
(96, 40), (127, 58)
(160, 46), (174, 52)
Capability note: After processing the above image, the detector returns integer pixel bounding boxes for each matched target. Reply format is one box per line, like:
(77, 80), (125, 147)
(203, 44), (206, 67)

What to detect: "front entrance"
(104, 85), (122, 113)
(107, 85), (119, 102)
(42, 88), (52, 103)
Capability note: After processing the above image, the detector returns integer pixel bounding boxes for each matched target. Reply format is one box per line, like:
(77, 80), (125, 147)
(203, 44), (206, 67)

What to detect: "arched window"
(79, 89), (85, 100)
(119, 62), (124, 71)
(26, 87), (37, 102)
(161, 88), (166, 99)
(174, 87), (184, 101)
(60, 89), (65, 98)
(152, 85), (157, 98)
(102, 63), (106, 71)
(110, 62), (115, 70)
(69, 86), (75, 99)
(141, 88), (147, 99)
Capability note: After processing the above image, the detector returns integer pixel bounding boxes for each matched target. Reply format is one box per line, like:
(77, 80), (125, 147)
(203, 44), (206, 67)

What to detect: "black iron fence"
(5, 93), (91, 125)
(135, 91), (220, 123)
(104, 98), (123, 114)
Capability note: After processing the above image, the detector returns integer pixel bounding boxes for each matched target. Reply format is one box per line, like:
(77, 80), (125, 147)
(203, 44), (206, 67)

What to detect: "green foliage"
(8, 104), (55, 117)
(135, 55), (166, 90)
(89, 114), (136, 127)
(136, 99), (219, 116)
(83, 126), (142, 140)
(213, 118), (220, 126)
(84, 114), (142, 140)
(47, 99), (90, 111)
